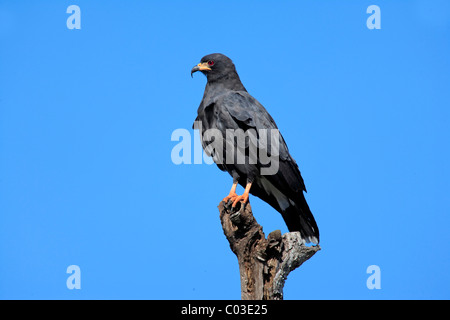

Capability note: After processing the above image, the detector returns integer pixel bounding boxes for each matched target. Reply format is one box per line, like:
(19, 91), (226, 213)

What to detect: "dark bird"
(191, 53), (319, 244)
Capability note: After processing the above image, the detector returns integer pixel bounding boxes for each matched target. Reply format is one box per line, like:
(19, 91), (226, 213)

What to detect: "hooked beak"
(191, 62), (212, 78)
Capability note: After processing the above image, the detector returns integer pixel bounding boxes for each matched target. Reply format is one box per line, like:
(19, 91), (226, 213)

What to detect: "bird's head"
(191, 53), (237, 81)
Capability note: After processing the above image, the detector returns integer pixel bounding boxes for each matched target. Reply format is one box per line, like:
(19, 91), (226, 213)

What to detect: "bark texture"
(219, 201), (320, 300)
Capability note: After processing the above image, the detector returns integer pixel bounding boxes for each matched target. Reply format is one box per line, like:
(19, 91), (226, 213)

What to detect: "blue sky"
(0, 0), (449, 299)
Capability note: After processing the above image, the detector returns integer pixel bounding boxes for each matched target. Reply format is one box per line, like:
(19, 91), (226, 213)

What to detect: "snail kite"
(191, 53), (319, 244)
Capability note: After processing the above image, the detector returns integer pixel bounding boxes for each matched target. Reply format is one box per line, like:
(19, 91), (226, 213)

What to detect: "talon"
(231, 194), (249, 208)
(231, 182), (252, 208)
(223, 193), (238, 204)
(223, 181), (239, 204)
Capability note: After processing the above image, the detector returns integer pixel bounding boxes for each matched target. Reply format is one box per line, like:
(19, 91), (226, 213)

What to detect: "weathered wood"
(219, 201), (320, 300)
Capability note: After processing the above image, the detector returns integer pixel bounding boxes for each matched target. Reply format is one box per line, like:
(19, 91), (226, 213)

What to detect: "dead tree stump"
(219, 201), (320, 300)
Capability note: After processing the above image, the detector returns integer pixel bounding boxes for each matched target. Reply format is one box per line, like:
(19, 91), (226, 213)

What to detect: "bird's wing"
(196, 90), (318, 242)
(217, 91), (319, 242)
(215, 91), (306, 193)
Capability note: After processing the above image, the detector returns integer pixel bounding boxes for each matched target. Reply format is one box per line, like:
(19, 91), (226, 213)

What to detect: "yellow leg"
(222, 181), (238, 203)
(232, 182), (252, 208)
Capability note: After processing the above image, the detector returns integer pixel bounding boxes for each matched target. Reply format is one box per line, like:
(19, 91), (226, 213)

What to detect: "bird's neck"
(206, 71), (247, 93)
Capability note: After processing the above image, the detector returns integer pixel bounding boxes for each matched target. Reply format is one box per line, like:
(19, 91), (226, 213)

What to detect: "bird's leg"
(222, 181), (239, 204)
(232, 182), (252, 208)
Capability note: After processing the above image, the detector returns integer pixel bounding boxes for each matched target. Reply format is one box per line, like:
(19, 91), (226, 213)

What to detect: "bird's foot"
(222, 192), (238, 205)
(232, 193), (249, 209)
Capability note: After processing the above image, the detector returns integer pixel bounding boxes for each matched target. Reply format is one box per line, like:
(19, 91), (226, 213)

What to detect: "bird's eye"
(208, 60), (215, 66)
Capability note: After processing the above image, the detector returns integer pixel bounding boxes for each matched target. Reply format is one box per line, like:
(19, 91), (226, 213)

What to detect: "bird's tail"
(281, 193), (320, 244)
